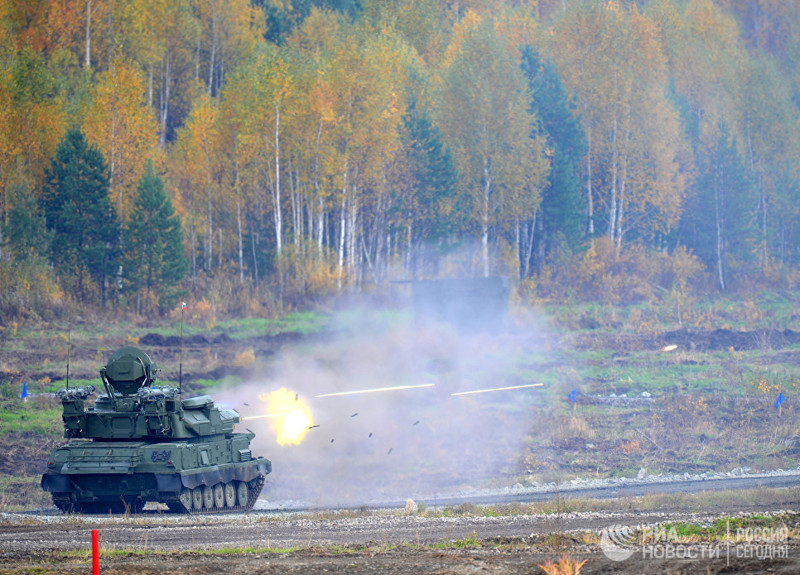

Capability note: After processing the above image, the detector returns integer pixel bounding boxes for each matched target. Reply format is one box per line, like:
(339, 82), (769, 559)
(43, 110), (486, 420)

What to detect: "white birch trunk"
(159, 51), (172, 148)
(338, 186), (346, 289)
(235, 168), (244, 283)
(208, 8), (218, 95)
(481, 156), (491, 278)
(608, 84), (619, 241)
(273, 102), (282, 258)
(190, 198), (197, 278)
(85, 0), (91, 68)
(714, 164), (726, 290)
(586, 122), (594, 237)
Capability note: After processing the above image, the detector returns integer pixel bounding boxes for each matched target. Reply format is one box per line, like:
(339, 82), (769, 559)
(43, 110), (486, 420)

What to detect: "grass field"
(1, 295), (799, 510)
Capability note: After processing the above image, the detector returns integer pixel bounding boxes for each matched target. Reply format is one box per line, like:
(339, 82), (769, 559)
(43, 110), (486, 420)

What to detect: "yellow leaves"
(443, 9), (481, 66)
(83, 57), (159, 219)
(310, 74), (337, 124)
(381, 91), (400, 120)
(751, 377), (780, 397)
(621, 439), (641, 455)
(233, 348), (256, 367)
(493, 6), (538, 53)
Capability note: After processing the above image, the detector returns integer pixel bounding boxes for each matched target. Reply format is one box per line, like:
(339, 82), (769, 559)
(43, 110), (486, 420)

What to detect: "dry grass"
(539, 553), (587, 575)
(552, 414), (596, 441)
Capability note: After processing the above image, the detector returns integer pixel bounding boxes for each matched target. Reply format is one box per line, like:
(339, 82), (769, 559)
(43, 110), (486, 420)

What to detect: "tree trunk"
(714, 161), (726, 290)
(310, 122), (324, 254)
(406, 219), (413, 278)
(515, 219), (521, 282)
(586, 122), (594, 238)
(268, 102), (283, 261)
(235, 168), (244, 283)
(481, 156), (492, 278)
(608, 79), (619, 241)
(204, 145), (213, 272)
(159, 50), (172, 147)
(148, 65), (153, 108)
(208, 7), (218, 95)
(317, 195), (324, 255)
(85, 0), (91, 68)
(523, 211), (536, 279)
(338, 184), (346, 289)
(289, 159), (299, 246)
(190, 197), (197, 278)
(347, 181), (358, 279)
(251, 231), (259, 285)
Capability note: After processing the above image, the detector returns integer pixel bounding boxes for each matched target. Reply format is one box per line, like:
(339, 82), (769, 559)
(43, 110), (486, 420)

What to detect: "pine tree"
(41, 127), (118, 305)
(680, 123), (754, 290)
(521, 46), (587, 272)
(3, 176), (50, 261)
(123, 161), (188, 312)
(396, 97), (462, 276)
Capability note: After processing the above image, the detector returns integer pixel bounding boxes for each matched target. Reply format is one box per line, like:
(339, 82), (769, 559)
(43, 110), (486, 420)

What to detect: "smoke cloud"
(220, 308), (550, 507)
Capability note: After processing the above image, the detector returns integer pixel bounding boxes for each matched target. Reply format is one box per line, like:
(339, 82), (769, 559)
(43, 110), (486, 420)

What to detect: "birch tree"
(439, 13), (548, 277)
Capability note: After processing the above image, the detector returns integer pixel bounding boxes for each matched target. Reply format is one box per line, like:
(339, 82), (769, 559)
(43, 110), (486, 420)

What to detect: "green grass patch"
(218, 311), (328, 339)
(194, 375), (244, 392)
(141, 311), (329, 339)
(0, 402), (62, 436)
(432, 532), (480, 549)
(205, 546), (299, 555)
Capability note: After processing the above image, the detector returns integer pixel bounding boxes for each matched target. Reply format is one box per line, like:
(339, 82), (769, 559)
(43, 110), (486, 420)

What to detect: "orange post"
(92, 529), (99, 575)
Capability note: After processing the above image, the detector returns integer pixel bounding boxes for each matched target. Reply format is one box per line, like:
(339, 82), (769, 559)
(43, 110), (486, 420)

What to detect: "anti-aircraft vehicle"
(41, 346), (271, 514)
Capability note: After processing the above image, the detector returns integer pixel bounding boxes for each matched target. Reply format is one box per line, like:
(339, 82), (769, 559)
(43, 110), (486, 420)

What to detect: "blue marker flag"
(567, 388), (577, 403)
(21, 381), (27, 400)
(775, 392), (785, 409)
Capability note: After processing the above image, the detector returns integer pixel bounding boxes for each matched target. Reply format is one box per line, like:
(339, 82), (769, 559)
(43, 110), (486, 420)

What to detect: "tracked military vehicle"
(41, 346), (271, 514)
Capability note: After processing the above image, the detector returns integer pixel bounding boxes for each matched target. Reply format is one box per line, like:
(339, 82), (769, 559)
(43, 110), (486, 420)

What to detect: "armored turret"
(42, 347), (271, 514)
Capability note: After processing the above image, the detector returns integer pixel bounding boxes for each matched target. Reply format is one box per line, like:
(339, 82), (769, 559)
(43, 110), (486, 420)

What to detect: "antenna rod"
(179, 302), (185, 395)
(66, 307), (72, 391)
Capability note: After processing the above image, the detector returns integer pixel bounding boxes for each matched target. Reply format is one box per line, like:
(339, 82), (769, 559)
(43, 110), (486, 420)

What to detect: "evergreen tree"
(123, 161), (188, 312)
(680, 123), (754, 290)
(253, 0), (361, 44)
(41, 127), (118, 305)
(3, 176), (50, 261)
(396, 97), (462, 277)
(520, 46), (587, 271)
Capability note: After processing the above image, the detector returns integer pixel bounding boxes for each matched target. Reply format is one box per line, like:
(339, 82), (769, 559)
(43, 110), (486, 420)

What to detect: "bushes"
(524, 238), (704, 311)
(0, 258), (63, 323)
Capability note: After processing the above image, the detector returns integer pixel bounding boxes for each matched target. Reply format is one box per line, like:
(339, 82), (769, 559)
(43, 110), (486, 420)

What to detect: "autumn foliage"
(1, 1), (799, 319)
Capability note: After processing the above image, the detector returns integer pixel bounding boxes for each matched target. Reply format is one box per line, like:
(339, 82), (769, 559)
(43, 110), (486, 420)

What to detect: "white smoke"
(220, 307), (550, 507)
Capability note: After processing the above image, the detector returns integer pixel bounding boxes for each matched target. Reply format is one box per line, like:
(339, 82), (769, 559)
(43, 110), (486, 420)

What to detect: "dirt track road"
(2, 492), (800, 574)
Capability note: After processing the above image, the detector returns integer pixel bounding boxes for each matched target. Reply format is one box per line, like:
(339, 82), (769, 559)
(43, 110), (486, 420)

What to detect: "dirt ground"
(1, 505), (799, 574)
(3, 546), (799, 575)
(3, 321), (800, 573)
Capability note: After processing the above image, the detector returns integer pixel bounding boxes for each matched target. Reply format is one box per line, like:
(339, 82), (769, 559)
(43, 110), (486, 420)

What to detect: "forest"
(0, 0), (799, 319)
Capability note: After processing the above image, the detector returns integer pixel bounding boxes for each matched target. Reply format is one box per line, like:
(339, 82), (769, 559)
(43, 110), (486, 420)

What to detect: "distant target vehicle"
(41, 346), (271, 514)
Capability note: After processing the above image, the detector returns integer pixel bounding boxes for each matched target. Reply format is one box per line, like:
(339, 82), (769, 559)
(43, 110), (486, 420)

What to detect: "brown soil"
(3, 324), (800, 573)
(3, 546), (799, 574)
(1, 507), (799, 574)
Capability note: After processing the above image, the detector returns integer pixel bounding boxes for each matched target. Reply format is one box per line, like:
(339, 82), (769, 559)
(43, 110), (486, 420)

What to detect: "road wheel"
(192, 487), (203, 511)
(179, 488), (193, 511)
(224, 483), (236, 508)
(213, 484), (224, 509)
(202, 485), (214, 510)
(52, 493), (76, 513)
(236, 481), (249, 507)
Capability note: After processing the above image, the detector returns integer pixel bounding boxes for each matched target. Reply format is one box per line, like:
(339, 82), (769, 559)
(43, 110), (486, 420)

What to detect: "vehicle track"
(2, 472), (799, 554)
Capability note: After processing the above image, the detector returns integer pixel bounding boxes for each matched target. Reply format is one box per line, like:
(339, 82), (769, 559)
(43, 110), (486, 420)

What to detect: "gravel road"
(2, 472), (799, 574)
